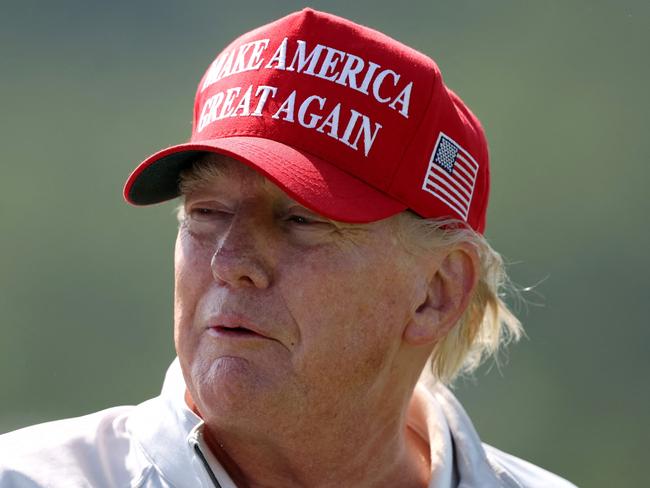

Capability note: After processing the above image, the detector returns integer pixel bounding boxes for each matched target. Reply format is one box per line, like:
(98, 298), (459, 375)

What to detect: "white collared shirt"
(0, 359), (576, 487)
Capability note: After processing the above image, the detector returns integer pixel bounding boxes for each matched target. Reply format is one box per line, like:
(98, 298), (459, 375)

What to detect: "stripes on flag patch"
(422, 132), (479, 221)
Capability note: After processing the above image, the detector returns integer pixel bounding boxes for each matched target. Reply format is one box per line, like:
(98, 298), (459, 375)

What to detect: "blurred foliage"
(1, 1), (648, 486)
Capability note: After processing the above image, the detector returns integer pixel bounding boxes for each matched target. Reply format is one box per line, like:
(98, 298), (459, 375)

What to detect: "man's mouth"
(207, 323), (272, 341)
(210, 325), (262, 337)
(205, 313), (274, 341)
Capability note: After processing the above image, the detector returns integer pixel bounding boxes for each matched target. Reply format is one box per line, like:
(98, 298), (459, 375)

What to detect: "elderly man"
(0, 9), (575, 488)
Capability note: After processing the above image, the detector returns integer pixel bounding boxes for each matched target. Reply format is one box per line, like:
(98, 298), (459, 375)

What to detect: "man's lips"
(205, 314), (272, 340)
(208, 326), (264, 338)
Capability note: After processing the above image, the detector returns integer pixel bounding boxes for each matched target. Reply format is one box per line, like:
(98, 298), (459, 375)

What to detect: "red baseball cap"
(123, 8), (490, 233)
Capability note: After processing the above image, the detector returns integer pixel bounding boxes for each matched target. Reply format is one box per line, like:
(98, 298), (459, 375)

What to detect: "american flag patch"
(422, 132), (479, 221)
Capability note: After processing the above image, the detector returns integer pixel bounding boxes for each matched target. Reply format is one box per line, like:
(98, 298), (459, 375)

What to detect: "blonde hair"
(397, 213), (523, 385)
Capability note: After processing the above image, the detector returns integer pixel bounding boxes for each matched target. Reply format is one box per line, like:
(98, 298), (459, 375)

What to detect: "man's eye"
(188, 208), (229, 221)
(191, 208), (213, 217)
(287, 214), (313, 225)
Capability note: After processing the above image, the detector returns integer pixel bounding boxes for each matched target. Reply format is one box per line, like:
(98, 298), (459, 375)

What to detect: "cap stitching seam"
(386, 69), (439, 195)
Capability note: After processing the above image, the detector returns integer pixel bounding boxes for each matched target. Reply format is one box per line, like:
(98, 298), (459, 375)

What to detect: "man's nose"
(210, 214), (272, 289)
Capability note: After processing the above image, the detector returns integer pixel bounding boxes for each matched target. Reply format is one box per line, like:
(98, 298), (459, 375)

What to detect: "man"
(0, 9), (576, 488)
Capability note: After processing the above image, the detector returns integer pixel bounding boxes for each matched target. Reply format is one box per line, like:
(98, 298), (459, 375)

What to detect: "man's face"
(174, 155), (430, 428)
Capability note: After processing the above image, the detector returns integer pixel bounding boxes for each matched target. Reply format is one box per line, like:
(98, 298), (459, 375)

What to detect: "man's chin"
(189, 356), (273, 416)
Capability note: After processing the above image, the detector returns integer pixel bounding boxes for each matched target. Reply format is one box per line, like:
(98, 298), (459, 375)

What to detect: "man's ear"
(403, 244), (479, 346)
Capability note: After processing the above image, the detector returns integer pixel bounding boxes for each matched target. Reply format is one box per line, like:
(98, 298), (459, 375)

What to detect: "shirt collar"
(430, 383), (517, 487)
(128, 358), (235, 487)
(410, 383), (457, 487)
(188, 423), (239, 488)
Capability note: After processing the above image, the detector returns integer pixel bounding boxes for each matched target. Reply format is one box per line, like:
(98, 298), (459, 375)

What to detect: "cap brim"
(123, 136), (406, 223)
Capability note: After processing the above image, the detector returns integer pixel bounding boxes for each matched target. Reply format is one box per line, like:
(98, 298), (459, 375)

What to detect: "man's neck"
(200, 394), (432, 488)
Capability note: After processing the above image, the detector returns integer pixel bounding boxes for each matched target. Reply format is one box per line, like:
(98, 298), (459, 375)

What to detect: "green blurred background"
(1, 1), (648, 486)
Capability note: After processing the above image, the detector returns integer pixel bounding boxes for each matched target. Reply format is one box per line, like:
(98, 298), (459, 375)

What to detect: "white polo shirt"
(0, 359), (576, 487)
